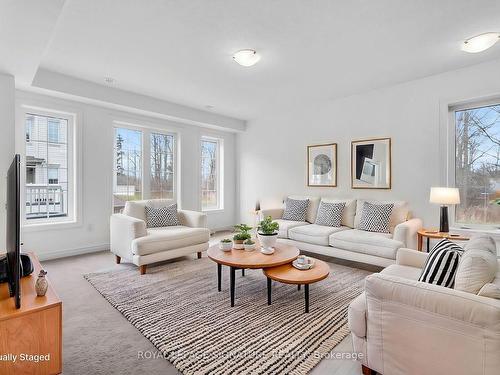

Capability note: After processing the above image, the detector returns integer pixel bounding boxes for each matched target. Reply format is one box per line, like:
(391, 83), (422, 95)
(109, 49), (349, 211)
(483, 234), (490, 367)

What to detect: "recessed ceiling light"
(461, 32), (500, 53)
(232, 49), (261, 67)
(104, 77), (116, 84)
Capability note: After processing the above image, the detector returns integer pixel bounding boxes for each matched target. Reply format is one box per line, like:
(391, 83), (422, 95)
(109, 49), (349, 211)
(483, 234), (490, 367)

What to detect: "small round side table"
(417, 229), (469, 252)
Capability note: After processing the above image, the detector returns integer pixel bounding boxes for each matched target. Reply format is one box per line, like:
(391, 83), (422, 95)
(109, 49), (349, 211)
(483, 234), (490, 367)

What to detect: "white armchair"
(110, 199), (210, 274)
(349, 248), (500, 375)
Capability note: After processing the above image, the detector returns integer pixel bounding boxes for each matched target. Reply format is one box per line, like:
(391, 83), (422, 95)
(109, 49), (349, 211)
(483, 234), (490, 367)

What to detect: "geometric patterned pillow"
(315, 201), (345, 227)
(358, 202), (394, 233)
(145, 203), (181, 228)
(282, 198), (309, 221)
(418, 239), (463, 288)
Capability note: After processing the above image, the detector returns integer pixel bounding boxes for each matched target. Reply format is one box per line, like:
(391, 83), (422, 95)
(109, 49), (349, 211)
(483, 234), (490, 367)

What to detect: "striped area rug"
(84, 257), (369, 374)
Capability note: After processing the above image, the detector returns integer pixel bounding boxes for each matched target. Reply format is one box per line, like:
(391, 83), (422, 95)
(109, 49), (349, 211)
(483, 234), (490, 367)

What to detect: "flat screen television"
(6, 154), (21, 309)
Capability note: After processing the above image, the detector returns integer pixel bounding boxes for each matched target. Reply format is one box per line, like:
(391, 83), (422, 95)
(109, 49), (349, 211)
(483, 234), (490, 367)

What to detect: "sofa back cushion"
(287, 195), (321, 223)
(454, 235), (498, 294)
(354, 199), (409, 233)
(418, 239), (463, 288)
(315, 201), (345, 227)
(321, 198), (356, 228)
(358, 202), (394, 233)
(124, 199), (176, 222)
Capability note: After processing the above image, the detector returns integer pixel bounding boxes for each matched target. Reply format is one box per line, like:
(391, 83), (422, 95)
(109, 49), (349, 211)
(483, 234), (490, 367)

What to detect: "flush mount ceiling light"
(104, 76), (116, 84)
(461, 32), (500, 53)
(232, 49), (260, 67)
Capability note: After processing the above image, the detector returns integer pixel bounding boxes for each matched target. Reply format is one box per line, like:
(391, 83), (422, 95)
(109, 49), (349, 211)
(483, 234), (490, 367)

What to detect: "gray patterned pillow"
(282, 198), (309, 221)
(315, 201), (345, 227)
(145, 203), (181, 228)
(358, 202), (394, 233)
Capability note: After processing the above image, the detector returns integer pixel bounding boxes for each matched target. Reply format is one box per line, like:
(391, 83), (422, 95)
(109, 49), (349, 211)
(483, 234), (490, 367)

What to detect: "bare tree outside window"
(201, 139), (219, 210)
(150, 133), (175, 199)
(455, 103), (500, 227)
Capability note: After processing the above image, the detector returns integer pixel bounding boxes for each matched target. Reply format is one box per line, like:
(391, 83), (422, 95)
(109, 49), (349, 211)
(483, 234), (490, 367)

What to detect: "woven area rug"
(84, 257), (369, 375)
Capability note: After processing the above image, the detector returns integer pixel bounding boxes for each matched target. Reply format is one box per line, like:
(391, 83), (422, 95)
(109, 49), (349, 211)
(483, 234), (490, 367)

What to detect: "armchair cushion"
(455, 245), (498, 294)
(132, 226), (210, 256)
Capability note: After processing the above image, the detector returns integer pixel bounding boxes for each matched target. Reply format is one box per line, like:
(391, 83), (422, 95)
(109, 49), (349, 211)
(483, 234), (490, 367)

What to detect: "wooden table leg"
(267, 277), (272, 305)
(230, 266), (236, 307)
(304, 284), (310, 313)
(217, 263), (222, 292)
(417, 233), (423, 251)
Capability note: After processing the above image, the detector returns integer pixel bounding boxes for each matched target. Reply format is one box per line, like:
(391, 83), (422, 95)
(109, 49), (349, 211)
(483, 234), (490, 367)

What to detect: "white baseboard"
(36, 243), (109, 261)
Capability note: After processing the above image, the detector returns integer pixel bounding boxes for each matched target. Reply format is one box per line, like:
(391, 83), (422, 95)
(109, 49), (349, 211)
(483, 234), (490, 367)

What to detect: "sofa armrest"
(365, 273), (500, 329)
(393, 218), (423, 249)
(396, 248), (428, 268)
(110, 214), (147, 259)
(259, 208), (284, 220)
(178, 210), (207, 228)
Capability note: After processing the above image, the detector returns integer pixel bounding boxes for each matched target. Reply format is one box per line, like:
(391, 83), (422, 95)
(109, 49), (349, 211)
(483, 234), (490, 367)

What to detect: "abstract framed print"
(351, 138), (391, 189)
(307, 143), (337, 187)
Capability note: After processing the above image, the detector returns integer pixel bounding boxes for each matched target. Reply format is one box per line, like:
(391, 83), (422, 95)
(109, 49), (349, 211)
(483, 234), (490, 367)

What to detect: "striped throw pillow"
(418, 239), (464, 288)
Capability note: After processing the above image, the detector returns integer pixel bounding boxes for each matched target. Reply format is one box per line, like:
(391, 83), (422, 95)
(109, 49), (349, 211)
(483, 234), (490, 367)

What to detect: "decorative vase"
(35, 270), (48, 297)
(258, 232), (278, 251)
(234, 239), (245, 250)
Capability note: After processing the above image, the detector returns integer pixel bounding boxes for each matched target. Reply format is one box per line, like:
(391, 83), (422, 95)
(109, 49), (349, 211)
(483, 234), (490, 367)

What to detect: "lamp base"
(439, 206), (449, 233)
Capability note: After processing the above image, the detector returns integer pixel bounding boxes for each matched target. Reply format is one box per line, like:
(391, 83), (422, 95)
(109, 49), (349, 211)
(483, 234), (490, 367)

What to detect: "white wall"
(0, 74), (15, 249)
(237, 58), (500, 230)
(15, 91), (237, 259)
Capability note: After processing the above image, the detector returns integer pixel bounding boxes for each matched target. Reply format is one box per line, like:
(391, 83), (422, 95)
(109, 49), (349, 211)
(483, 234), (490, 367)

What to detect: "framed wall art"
(307, 143), (337, 187)
(351, 137), (391, 189)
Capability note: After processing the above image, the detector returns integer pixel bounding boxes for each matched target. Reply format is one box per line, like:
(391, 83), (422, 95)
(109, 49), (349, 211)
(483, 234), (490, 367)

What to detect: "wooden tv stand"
(0, 253), (62, 374)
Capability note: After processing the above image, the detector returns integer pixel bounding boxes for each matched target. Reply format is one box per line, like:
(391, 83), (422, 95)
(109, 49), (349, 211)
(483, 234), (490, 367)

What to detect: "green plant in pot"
(243, 238), (256, 251)
(257, 216), (280, 254)
(233, 224), (252, 249)
(219, 238), (233, 251)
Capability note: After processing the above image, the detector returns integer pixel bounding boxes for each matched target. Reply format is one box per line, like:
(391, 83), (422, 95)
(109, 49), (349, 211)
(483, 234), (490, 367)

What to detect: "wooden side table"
(417, 229), (470, 252)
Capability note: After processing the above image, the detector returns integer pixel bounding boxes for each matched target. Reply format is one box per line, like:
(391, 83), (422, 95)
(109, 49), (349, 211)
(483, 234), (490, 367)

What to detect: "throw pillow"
(315, 201), (345, 227)
(282, 198), (309, 221)
(454, 246), (497, 294)
(145, 203), (181, 228)
(358, 202), (394, 233)
(418, 239), (463, 288)
(477, 283), (500, 299)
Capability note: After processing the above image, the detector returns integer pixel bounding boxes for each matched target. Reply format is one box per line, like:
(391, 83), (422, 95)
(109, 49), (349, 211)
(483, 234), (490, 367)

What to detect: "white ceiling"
(4, 0), (500, 120)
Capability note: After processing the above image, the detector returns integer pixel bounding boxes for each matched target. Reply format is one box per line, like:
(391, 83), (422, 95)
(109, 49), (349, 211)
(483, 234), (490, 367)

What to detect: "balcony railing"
(26, 185), (66, 219)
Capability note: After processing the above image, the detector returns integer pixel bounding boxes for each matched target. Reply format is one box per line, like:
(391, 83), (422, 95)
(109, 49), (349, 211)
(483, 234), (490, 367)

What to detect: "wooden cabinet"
(0, 253), (62, 374)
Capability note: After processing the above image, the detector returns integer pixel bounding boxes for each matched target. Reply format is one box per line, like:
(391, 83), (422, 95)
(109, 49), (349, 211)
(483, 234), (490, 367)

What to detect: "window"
(201, 137), (223, 210)
(454, 102), (500, 228)
(24, 112), (73, 222)
(113, 127), (143, 213)
(150, 133), (175, 199)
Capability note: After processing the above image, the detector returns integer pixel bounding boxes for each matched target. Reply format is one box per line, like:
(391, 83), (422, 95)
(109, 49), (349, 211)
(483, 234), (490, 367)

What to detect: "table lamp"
(429, 187), (460, 233)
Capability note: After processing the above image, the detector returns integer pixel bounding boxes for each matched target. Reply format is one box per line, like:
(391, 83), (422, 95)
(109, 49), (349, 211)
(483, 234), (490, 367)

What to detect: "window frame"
(112, 121), (178, 213)
(448, 97), (500, 231)
(17, 103), (81, 230)
(200, 136), (224, 212)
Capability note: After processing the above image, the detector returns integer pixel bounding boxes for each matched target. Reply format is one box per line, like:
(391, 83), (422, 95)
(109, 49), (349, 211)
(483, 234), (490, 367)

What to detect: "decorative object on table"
(417, 229), (469, 251)
(243, 239), (256, 251)
(307, 143), (337, 187)
(292, 255), (315, 270)
(35, 269), (48, 297)
(351, 137), (391, 189)
(257, 216), (280, 254)
(233, 224), (252, 249)
(429, 187), (460, 233)
(219, 238), (233, 251)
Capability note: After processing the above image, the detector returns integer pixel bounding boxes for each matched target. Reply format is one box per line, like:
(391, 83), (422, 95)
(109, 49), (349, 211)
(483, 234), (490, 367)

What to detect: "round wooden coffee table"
(263, 258), (330, 313)
(207, 242), (299, 307)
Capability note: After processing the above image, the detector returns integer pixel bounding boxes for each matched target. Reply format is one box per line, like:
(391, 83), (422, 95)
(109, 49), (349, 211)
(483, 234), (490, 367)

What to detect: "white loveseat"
(261, 196), (422, 267)
(110, 199), (210, 274)
(349, 245), (500, 375)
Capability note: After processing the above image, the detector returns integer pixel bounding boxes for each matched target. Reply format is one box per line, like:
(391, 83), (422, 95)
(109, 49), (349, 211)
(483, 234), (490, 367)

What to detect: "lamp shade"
(429, 187), (460, 205)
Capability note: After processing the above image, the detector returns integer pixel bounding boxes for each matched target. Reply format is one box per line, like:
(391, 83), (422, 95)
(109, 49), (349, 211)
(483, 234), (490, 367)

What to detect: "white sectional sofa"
(260, 196), (423, 267)
(110, 199), (210, 274)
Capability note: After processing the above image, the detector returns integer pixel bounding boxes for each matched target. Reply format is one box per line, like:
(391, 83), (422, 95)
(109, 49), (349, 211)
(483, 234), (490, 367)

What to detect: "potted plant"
(244, 239), (256, 251)
(257, 216), (280, 253)
(233, 224), (252, 249)
(219, 238), (233, 251)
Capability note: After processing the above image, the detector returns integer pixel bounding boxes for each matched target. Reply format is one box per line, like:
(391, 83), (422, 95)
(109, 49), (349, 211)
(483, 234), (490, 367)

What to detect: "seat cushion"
(274, 219), (309, 238)
(329, 229), (403, 260)
(289, 224), (349, 246)
(132, 226), (210, 256)
(381, 264), (422, 280)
